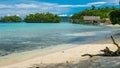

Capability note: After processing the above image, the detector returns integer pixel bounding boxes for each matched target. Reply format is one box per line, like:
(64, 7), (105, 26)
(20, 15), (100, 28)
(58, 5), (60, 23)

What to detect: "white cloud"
(0, 1), (107, 9)
(103, 0), (119, 5)
(0, 4), (39, 9)
(15, 4), (39, 8)
(59, 14), (68, 16)
(0, 1), (119, 16)
(87, 2), (106, 5)
(105, 0), (119, 2)
(58, 2), (107, 8)
(0, 4), (12, 8)
(0, 2), (70, 16)
(58, 5), (85, 8)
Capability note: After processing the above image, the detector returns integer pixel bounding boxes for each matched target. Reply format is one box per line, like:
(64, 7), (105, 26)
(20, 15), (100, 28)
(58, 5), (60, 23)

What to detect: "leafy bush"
(109, 9), (120, 24)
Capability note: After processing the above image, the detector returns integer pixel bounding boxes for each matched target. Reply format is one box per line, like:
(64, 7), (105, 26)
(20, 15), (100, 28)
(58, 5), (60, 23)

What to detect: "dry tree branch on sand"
(82, 36), (120, 58)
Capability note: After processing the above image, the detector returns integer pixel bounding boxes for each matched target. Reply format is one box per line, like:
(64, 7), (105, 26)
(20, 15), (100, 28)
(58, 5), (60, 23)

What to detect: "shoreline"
(0, 34), (116, 67)
(0, 44), (117, 68)
(0, 27), (120, 68)
(1, 35), (120, 68)
(0, 44), (77, 66)
(0, 32), (117, 67)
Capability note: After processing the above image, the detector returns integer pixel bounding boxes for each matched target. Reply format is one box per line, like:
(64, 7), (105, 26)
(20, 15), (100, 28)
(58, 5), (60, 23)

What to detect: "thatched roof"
(83, 16), (100, 21)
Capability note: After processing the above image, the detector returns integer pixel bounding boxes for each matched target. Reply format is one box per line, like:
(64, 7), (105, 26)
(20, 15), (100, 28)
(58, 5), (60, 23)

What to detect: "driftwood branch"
(111, 36), (120, 49)
(82, 54), (94, 58)
(111, 36), (120, 55)
(82, 36), (120, 58)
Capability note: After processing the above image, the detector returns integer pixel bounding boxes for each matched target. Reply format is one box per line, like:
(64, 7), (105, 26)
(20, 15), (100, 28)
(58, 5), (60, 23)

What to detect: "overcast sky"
(0, 0), (119, 17)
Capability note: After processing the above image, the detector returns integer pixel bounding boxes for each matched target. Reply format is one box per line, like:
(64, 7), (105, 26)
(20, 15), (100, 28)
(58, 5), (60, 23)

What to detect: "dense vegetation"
(109, 9), (120, 24)
(70, 6), (119, 24)
(0, 15), (22, 22)
(24, 13), (61, 23)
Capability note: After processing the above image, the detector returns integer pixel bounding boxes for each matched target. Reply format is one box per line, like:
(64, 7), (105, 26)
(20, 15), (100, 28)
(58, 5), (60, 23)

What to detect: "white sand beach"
(0, 44), (118, 68)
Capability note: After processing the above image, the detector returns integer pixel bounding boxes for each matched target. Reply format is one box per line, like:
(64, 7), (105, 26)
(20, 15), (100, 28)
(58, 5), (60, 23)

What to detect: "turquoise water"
(0, 22), (120, 56)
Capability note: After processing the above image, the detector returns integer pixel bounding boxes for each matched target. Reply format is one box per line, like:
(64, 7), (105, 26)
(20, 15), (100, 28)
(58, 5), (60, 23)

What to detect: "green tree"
(109, 9), (120, 24)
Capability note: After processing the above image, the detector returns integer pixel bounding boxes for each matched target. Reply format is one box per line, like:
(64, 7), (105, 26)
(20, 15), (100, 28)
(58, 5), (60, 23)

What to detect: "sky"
(0, 0), (119, 17)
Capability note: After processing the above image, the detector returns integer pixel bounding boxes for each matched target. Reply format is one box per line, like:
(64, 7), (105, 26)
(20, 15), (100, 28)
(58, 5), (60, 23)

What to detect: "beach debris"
(111, 36), (120, 55)
(66, 61), (69, 64)
(100, 47), (114, 56)
(82, 36), (120, 58)
(0, 51), (10, 56)
(62, 51), (64, 53)
(82, 54), (94, 58)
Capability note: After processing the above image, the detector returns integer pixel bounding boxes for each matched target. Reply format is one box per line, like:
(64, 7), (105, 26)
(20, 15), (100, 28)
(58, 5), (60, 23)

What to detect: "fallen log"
(82, 36), (120, 58)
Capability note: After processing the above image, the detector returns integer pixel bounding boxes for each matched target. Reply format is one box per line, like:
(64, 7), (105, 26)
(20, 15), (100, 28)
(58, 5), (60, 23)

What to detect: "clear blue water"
(0, 22), (120, 56)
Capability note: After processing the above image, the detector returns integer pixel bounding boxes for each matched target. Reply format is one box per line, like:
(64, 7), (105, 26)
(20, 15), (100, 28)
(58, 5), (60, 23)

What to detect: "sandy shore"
(0, 44), (118, 68)
(0, 34), (120, 68)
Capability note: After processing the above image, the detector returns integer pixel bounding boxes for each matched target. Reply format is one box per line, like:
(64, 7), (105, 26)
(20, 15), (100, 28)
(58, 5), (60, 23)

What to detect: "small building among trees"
(83, 16), (101, 24)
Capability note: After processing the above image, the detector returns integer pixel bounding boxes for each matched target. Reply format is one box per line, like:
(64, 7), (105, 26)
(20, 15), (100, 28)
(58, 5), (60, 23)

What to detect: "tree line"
(0, 15), (22, 22)
(0, 7), (119, 24)
(70, 6), (120, 24)
(0, 13), (61, 23)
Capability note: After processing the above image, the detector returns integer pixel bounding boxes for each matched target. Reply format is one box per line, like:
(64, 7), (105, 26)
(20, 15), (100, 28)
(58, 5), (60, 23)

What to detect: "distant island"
(0, 13), (61, 23)
(0, 15), (22, 22)
(24, 13), (61, 23)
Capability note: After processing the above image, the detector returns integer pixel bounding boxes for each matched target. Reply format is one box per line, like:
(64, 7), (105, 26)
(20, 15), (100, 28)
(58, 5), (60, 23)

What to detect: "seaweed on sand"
(82, 36), (120, 58)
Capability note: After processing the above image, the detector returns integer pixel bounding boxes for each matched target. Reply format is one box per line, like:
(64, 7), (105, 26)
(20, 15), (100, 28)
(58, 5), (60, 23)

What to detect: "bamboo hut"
(83, 16), (101, 24)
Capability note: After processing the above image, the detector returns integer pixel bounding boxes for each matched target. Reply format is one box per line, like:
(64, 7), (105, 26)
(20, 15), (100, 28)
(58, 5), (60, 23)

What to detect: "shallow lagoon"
(0, 22), (120, 56)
